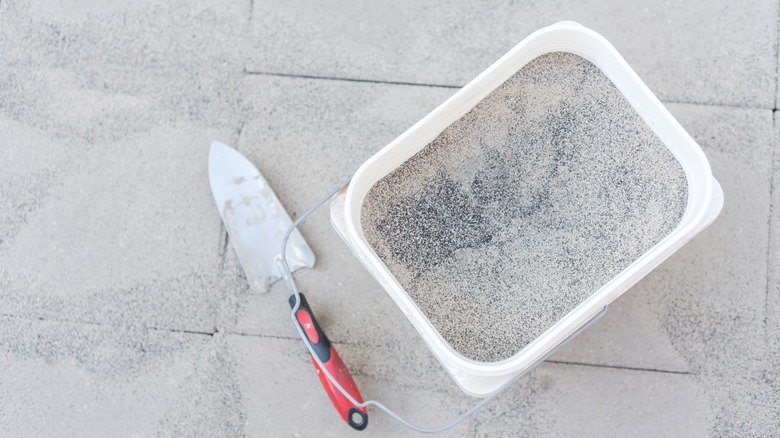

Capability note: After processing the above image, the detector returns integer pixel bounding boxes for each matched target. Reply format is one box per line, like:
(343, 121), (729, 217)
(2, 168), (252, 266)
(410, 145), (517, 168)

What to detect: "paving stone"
(473, 362), (708, 437)
(228, 333), (709, 436)
(0, 0), (249, 135)
(0, 120), (243, 333)
(0, 0), (251, 333)
(248, 0), (777, 108)
(226, 334), (475, 437)
(0, 317), (245, 437)
(550, 286), (691, 374)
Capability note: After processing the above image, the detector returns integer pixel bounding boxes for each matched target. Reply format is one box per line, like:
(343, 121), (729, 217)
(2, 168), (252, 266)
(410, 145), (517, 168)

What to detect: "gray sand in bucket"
(361, 52), (688, 363)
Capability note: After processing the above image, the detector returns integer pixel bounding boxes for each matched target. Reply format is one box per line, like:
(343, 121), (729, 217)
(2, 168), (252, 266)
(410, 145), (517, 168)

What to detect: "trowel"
(208, 141), (368, 430)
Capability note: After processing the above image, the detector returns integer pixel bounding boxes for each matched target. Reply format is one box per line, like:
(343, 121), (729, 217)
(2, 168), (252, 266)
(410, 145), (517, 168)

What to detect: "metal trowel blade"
(208, 141), (315, 293)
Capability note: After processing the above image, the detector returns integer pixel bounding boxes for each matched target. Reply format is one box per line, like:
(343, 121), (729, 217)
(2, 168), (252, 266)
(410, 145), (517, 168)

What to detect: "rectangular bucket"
(330, 21), (723, 397)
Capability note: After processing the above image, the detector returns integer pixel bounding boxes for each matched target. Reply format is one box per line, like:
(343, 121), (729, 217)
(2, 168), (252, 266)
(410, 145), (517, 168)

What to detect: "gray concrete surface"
(249, 0), (777, 108)
(1, 0), (778, 436)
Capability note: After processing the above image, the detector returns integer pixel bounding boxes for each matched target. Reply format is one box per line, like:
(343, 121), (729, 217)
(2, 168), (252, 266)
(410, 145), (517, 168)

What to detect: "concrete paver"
(0, 0), (249, 332)
(550, 286), (692, 374)
(0, 0), (249, 132)
(474, 363), (708, 437)
(248, 0), (778, 108)
(227, 334), (475, 437)
(0, 118), (245, 333)
(228, 334), (711, 437)
(0, 317), (244, 437)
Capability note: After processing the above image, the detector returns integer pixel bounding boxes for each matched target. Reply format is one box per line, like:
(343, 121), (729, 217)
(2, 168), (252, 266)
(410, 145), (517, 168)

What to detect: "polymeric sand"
(361, 52), (688, 363)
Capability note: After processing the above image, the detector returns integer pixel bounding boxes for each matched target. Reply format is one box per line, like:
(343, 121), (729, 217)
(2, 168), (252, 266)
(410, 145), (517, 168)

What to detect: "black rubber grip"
(289, 293), (332, 363)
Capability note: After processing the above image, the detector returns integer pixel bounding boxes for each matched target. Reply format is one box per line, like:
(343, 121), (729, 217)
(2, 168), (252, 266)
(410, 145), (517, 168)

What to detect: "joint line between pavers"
(217, 120), (248, 266)
(242, 70), (774, 110)
(655, 99), (773, 112)
(224, 331), (298, 341)
(222, 227), (230, 263)
(146, 326), (217, 337)
(546, 359), (693, 376)
(0, 313), (218, 338)
(224, 330), (382, 348)
(242, 69), (461, 90)
(774, 0), (780, 110)
(217, 221), (229, 270)
(765, 112), (778, 328)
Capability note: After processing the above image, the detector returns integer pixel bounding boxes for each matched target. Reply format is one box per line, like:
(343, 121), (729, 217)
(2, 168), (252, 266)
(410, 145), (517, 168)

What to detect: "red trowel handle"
(289, 293), (368, 431)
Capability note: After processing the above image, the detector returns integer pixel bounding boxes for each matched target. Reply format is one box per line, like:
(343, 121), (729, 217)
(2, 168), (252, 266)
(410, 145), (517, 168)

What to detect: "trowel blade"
(208, 141), (315, 293)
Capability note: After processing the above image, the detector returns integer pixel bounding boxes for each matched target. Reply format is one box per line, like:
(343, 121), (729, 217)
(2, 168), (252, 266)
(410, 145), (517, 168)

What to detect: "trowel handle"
(289, 293), (368, 431)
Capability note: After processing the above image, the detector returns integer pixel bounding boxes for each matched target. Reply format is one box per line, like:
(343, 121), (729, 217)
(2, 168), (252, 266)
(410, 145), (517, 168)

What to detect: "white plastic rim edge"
(339, 22), (722, 397)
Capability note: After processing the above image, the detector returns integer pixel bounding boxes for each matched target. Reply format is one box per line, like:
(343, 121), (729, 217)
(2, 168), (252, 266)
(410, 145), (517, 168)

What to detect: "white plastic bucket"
(330, 21), (723, 397)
